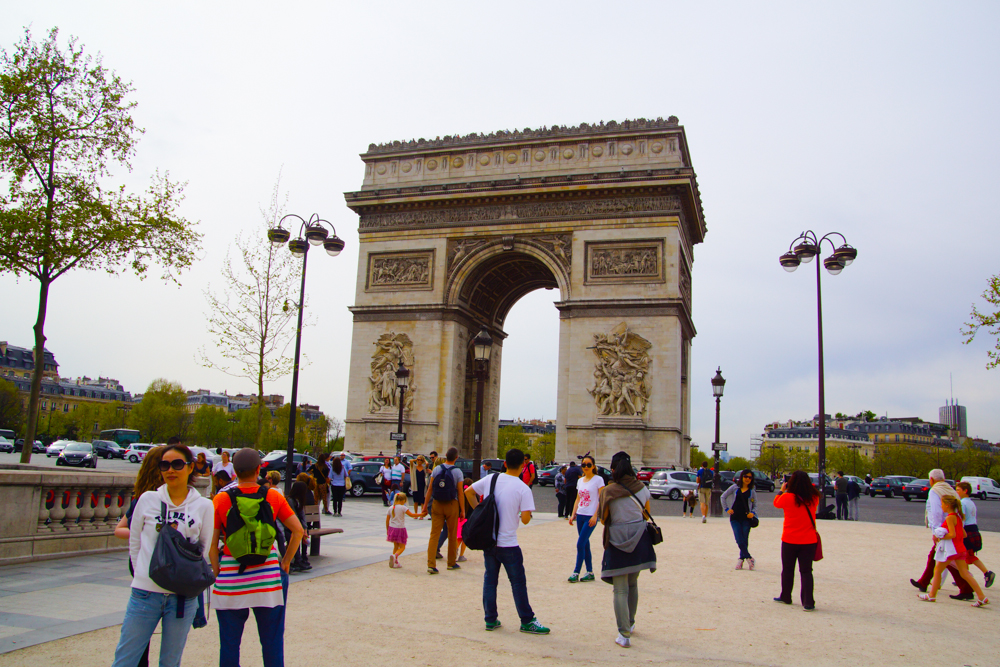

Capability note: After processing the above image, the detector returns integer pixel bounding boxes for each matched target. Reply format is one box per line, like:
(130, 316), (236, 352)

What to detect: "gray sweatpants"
(612, 572), (639, 638)
(849, 496), (860, 521)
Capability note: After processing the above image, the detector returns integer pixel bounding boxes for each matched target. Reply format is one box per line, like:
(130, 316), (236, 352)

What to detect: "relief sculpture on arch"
(589, 322), (652, 418)
(368, 332), (415, 414)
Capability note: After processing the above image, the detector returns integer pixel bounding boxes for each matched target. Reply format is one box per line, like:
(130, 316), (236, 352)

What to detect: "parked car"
(46, 441), (69, 457)
(901, 479), (931, 501)
(14, 439), (44, 453)
(536, 465), (561, 486)
(845, 475), (869, 495)
(258, 450), (317, 481)
(886, 475), (917, 485)
(348, 460), (385, 497)
(637, 466), (672, 485)
(188, 446), (221, 468)
(0, 437), (12, 453)
(748, 469), (776, 492)
(960, 476), (1000, 500)
(806, 472), (835, 497)
(719, 470), (736, 491)
(869, 476), (907, 498)
(90, 440), (125, 459)
(57, 442), (97, 468)
(649, 470), (699, 500)
(124, 443), (155, 463)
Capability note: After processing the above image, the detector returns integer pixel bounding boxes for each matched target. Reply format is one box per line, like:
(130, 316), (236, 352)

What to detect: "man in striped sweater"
(210, 449), (304, 667)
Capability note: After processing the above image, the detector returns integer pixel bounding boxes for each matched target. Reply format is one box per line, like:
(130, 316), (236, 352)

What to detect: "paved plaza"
(0, 501), (997, 667)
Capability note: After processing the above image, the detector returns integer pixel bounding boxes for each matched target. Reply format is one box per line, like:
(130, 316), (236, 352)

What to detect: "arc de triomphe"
(342, 117), (705, 466)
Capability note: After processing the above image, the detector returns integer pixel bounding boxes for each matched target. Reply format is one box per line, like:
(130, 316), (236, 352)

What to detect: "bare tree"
(199, 173), (301, 448)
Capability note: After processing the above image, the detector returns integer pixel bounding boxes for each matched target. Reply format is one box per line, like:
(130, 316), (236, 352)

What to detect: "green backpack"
(224, 487), (278, 572)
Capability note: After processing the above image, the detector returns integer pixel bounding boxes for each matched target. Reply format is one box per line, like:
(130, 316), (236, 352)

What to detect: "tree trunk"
(256, 344), (265, 450)
(20, 277), (51, 464)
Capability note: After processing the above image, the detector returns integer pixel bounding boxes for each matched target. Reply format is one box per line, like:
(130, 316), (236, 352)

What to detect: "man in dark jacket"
(563, 461), (582, 521)
(846, 476), (861, 521)
(834, 471), (849, 520)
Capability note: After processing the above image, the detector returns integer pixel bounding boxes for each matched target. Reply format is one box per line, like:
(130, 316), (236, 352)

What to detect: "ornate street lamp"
(267, 213), (345, 492)
(710, 367), (726, 517)
(471, 326), (493, 481)
(779, 231), (857, 490)
(394, 361), (409, 458)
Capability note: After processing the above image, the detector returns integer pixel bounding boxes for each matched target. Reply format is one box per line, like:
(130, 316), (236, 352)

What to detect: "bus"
(98, 429), (141, 446)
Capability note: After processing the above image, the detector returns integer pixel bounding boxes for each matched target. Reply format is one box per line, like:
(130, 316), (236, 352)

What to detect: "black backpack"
(432, 465), (458, 501)
(699, 468), (714, 489)
(463, 473), (500, 551)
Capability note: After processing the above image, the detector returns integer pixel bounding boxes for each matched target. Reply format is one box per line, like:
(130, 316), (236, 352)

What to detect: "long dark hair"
(331, 456), (343, 475)
(739, 468), (754, 491)
(610, 451), (634, 483)
(289, 480), (309, 510)
(786, 470), (819, 507)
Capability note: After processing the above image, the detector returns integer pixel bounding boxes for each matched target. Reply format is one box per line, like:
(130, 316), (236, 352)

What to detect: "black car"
(57, 442), (97, 468)
(258, 451), (317, 481)
(536, 465), (561, 486)
(14, 439), (44, 453)
(901, 479), (931, 501)
(807, 473), (835, 497)
(869, 476), (906, 498)
(92, 440), (125, 459)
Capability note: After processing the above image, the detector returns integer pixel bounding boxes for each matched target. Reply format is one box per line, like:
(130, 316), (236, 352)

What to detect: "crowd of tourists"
(108, 436), (994, 666)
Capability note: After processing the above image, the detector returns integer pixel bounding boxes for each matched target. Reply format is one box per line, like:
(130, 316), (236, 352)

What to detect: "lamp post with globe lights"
(394, 361), (409, 458)
(471, 326), (493, 481)
(779, 231), (857, 492)
(267, 214), (345, 493)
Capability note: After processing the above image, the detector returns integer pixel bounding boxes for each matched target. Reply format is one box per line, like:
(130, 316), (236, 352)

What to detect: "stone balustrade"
(0, 467), (210, 565)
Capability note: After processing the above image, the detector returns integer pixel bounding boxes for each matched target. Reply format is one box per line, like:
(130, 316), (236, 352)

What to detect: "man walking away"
(846, 476), (861, 521)
(696, 461), (713, 523)
(427, 447), (465, 574)
(910, 469), (974, 600)
(210, 449), (304, 667)
(564, 460), (582, 521)
(520, 453), (537, 487)
(834, 472), (849, 520)
(466, 448), (549, 635)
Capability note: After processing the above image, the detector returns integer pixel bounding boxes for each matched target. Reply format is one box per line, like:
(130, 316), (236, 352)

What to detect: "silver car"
(46, 440), (70, 457)
(649, 470), (699, 500)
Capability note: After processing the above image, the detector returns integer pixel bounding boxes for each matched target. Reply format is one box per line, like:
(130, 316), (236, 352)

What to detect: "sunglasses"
(743, 474), (753, 479)
(581, 463), (593, 468)
(158, 459), (192, 472)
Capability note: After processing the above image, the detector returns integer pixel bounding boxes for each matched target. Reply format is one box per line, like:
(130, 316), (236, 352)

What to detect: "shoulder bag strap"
(624, 487), (658, 527)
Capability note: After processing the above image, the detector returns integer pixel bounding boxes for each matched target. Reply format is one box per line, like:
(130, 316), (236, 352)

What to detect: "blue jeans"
(217, 605), (286, 667)
(483, 546), (534, 624)
(730, 519), (752, 559)
(574, 516), (596, 573)
(111, 589), (197, 667)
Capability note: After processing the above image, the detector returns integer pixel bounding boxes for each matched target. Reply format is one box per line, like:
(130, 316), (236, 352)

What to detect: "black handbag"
(148, 502), (216, 599)
(626, 488), (663, 545)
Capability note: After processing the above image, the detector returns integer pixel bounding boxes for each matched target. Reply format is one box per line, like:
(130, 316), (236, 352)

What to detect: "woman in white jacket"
(111, 441), (214, 667)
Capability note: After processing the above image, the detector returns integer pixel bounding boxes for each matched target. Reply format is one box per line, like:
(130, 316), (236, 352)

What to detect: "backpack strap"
(157, 502), (167, 532)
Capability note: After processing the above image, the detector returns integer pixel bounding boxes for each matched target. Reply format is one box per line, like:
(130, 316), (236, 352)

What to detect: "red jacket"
(773, 492), (819, 544)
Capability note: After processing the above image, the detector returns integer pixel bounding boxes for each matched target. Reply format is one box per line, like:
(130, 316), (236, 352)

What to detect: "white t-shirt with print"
(470, 473), (535, 548)
(575, 475), (605, 516)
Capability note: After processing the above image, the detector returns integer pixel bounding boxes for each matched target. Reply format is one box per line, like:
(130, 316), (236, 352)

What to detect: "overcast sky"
(2, 2), (999, 457)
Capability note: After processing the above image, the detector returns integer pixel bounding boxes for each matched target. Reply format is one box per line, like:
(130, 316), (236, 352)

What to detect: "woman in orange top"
(773, 470), (820, 611)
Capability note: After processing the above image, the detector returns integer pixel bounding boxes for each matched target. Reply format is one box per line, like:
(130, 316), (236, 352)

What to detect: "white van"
(960, 476), (1000, 500)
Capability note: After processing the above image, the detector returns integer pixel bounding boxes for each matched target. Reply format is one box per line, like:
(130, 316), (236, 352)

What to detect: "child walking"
(956, 482), (996, 588)
(387, 490), (421, 568)
(683, 490), (697, 517)
(918, 495), (989, 606)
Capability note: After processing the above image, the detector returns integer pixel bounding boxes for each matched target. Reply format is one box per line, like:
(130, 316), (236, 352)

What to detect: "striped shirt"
(211, 544), (284, 609)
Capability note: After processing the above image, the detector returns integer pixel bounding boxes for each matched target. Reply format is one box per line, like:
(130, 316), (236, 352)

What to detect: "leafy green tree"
(0, 378), (24, 434)
(192, 405), (228, 448)
(758, 445), (787, 477)
(496, 426), (529, 459)
(962, 274), (1000, 369)
(199, 173), (301, 449)
(725, 456), (752, 472)
(130, 379), (187, 443)
(689, 446), (710, 468)
(0, 28), (201, 462)
(529, 433), (556, 466)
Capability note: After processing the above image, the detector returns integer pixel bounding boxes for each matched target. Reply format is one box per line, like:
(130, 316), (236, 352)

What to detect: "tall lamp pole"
(394, 361), (409, 458)
(267, 214), (345, 494)
(471, 327), (493, 481)
(710, 367), (726, 517)
(848, 443), (861, 476)
(779, 232), (857, 490)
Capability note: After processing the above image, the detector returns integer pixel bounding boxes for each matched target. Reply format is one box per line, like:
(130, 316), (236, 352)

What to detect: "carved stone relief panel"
(366, 250), (434, 292)
(368, 332), (415, 414)
(529, 234), (572, 267)
(585, 239), (664, 284)
(679, 259), (692, 308)
(588, 322), (652, 418)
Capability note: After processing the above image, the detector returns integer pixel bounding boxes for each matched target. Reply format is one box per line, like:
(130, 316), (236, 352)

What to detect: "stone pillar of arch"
(343, 118), (705, 467)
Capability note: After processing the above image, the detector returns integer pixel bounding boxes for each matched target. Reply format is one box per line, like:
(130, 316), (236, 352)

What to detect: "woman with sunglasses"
(721, 468), (758, 570)
(568, 455), (605, 583)
(111, 439), (214, 667)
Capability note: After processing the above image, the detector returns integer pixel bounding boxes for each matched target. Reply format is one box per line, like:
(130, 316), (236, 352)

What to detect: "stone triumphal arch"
(343, 117), (705, 466)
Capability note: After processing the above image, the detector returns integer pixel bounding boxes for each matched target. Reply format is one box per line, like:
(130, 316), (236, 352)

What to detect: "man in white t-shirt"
(466, 448), (550, 635)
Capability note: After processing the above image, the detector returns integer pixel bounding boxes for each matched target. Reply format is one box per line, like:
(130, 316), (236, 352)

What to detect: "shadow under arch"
(445, 239), (570, 328)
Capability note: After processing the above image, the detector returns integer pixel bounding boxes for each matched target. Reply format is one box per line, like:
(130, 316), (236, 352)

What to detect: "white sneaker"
(702, 517), (707, 523)
(748, 558), (755, 571)
(615, 634), (631, 648)
(630, 623), (635, 634)
(389, 555), (396, 568)
(735, 559), (744, 570)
